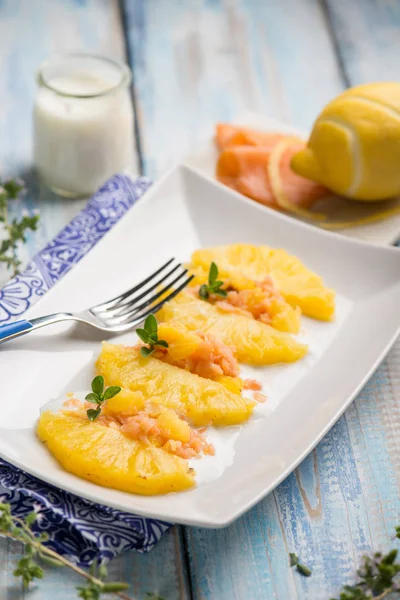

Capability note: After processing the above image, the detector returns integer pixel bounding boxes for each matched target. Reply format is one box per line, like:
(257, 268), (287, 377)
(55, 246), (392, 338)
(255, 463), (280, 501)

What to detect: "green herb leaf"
(85, 378), (121, 421)
(87, 408), (101, 421)
(296, 563), (312, 577)
(98, 563), (108, 580)
(199, 263), (227, 301)
(141, 346), (154, 358)
(136, 328), (150, 344)
(289, 553), (299, 567)
(213, 288), (228, 298)
(103, 386), (122, 401)
(199, 284), (209, 300)
(144, 314), (158, 338)
(85, 392), (100, 404)
(91, 376), (104, 397)
(24, 512), (37, 526)
(155, 339), (169, 348)
(137, 314), (169, 358)
(209, 261), (218, 284)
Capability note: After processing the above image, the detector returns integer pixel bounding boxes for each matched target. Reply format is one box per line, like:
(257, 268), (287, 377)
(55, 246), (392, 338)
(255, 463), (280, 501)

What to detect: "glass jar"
(34, 53), (135, 198)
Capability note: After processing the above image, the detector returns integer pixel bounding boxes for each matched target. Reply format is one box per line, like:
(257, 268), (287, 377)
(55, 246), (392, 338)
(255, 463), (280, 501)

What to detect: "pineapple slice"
(157, 291), (307, 366)
(37, 411), (195, 495)
(190, 244), (335, 321)
(96, 343), (254, 427)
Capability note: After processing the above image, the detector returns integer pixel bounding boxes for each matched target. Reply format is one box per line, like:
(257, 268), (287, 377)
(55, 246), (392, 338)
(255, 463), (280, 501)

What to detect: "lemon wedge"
(291, 82), (400, 201)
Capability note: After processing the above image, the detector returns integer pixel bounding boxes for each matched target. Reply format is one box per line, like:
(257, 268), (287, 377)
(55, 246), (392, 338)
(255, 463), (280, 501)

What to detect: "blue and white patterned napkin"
(0, 174), (171, 566)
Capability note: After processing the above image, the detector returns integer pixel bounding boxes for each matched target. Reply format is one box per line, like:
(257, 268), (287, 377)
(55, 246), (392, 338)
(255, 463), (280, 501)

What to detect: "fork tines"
(91, 259), (194, 326)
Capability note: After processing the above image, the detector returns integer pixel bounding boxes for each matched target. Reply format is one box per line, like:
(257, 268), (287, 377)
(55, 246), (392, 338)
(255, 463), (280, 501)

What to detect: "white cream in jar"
(34, 54), (135, 197)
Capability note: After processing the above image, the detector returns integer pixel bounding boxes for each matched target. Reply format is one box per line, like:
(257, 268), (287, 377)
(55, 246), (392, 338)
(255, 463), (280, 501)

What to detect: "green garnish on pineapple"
(85, 375), (121, 421)
(199, 262), (227, 300)
(136, 314), (169, 357)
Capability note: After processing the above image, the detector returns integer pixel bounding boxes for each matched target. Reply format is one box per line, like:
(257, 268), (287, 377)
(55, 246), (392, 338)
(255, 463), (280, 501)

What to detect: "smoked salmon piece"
(215, 123), (291, 151)
(216, 146), (276, 207)
(268, 139), (329, 214)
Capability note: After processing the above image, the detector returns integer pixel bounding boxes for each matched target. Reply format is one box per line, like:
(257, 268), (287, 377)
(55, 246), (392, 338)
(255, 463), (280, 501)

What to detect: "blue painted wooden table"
(0, 1), (399, 599)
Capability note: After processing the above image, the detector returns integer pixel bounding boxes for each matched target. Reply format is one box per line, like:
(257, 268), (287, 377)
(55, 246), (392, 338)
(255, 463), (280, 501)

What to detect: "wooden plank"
(324, 0), (400, 84)
(123, 0), (344, 180)
(0, 2), (187, 599)
(186, 346), (400, 600)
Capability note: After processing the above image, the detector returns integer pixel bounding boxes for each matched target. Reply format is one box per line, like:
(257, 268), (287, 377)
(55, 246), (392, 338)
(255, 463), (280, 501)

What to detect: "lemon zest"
(268, 138), (328, 221)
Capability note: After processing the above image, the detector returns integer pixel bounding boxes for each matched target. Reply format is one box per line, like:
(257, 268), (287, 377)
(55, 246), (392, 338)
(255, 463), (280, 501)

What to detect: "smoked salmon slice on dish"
(215, 123), (330, 215)
(215, 123), (292, 151)
(216, 146), (276, 207)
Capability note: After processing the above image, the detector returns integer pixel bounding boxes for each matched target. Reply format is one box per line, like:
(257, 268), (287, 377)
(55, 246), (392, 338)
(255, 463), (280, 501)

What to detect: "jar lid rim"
(37, 53), (131, 98)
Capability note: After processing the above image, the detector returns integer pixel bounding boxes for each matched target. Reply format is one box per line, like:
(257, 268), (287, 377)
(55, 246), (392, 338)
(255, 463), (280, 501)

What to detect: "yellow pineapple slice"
(37, 411), (195, 495)
(157, 291), (307, 366)
(190, 244), (335, 321)
(96, 343), (254, 427)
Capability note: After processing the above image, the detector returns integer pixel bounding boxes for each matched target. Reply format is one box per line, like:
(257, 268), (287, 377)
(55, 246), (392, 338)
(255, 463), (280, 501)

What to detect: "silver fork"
(0, 259), (193, 345)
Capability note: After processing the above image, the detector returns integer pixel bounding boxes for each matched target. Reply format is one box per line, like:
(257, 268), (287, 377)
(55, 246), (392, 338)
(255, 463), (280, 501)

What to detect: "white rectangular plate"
(0, 165), (399, 527)
(184, 111), (400, 246)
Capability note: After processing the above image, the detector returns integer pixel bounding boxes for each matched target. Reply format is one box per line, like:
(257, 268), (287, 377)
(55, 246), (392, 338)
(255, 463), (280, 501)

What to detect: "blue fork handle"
(0, 313), (73, 345)
(0, 319), (33, 343)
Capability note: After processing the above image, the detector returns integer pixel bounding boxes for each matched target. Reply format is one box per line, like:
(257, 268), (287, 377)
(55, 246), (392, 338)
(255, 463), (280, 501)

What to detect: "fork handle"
(0, 313), (72, 345)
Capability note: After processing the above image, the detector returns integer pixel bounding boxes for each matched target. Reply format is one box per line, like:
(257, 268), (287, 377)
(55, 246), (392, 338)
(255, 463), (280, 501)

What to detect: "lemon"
(291, 82), (400, 201)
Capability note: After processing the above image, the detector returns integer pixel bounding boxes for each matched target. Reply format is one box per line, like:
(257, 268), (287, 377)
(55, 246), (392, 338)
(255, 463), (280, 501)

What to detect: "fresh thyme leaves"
(296, 563), (312, 577)
(289, 552), (299, 567)
(0, 502), (133, 599)
(0, 178), (39, 275)
(86, 375), (121, 421)
(331, 545), (400, 600)
(289, 552), (312, 577)
(199, 262), (227, 300)
(136, 314), (169, 358)
(289, 527), (400, 596)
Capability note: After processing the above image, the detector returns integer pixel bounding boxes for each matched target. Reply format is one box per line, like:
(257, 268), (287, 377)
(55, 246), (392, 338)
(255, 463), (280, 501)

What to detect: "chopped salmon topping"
(153, 332), (240, 379)
(253, 392), (267, 403)
(61, 398), (214, 460)
(63, 397), (84, 408)
(195, 276), (284, 325)
(243, 379), (262, 391)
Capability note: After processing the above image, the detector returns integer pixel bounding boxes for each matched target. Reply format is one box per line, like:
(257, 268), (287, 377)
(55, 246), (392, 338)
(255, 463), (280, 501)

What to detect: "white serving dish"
(0, 165), (399, 527)
(184, 111), (400, 246)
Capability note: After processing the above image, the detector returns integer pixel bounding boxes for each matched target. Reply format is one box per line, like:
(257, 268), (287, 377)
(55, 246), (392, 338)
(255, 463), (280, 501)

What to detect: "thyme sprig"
(288, 526), (400, 598)
(0, 502), (134, 599)
(85, 375), (121, 421)
(330, 530), (400, 599)
(0, 178), (39, 275)
(136, 314), (169, 357)
(199, 262), (227, 300)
